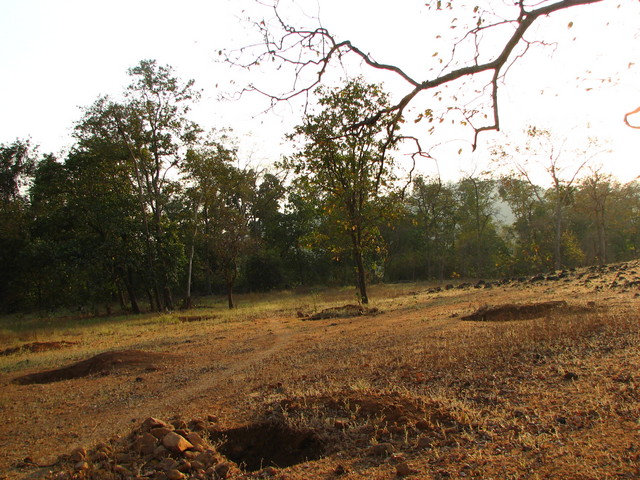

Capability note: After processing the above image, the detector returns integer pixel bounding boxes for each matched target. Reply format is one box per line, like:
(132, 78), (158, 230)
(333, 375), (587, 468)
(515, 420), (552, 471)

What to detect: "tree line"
(1, 61), (638, 314)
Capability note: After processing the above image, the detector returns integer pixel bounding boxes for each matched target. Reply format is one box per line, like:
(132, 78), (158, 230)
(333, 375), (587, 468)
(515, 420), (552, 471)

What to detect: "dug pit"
(213, 422), (326, 471)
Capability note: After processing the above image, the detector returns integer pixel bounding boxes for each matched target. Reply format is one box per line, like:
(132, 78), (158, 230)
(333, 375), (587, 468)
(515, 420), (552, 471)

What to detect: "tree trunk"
(351, 233), (369, 304)
(125, 267), (141, 314)
(226, 280), (235, 309)
(554, 201), (563, 270)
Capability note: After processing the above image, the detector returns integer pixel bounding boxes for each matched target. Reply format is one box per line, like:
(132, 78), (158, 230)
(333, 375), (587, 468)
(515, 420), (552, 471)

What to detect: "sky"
(1, 0), (639, 186)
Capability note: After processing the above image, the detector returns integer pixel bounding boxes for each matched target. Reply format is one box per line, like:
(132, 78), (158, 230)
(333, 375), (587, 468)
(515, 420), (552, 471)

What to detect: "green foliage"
(281, 78), (400, 303)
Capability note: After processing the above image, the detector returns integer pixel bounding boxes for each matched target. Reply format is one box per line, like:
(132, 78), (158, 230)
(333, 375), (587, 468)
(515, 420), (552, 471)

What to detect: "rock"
(151, 427), (175, 439)
(334, 464), (349, 475)
(171, 419), (188, 430)
(195, 450), (219, 468)
(167, 469), (186, 480)
(396, 462), (418, 476)
(261, 466), (278, 476)
(177, 460), (192, 472)
(142, 417), (170, 431)
(563, 372), (579, 381)
(185, 432), (205, 448)
(215, 462), (231, 478)
(74, 461), (89, 472)
(415, 420), (430, 430)
(113, 465), (133, 476)
(367, 443), (394, 456)
(162, 432), (194, 453)
(417, 436), (432, 448)
(154, 445), (170, 459)
(134, 432), (158, 455)
(69, 447), (86, 463)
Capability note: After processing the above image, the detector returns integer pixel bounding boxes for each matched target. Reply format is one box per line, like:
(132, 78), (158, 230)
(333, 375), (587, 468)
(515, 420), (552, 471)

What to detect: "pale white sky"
(1, 0), (639, 185)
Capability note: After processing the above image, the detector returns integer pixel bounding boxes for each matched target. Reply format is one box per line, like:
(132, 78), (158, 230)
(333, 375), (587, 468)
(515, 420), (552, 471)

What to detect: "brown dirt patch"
(300, 304), (379, 321)
(12, 350), (171, 385)
(0, 341), (77, 356)
(461, 300), (574, 321)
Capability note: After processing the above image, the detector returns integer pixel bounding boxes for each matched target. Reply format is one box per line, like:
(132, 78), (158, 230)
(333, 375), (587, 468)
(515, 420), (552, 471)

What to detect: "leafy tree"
(183, 145), (257, 308)
(409, 175), (459, 280)
(0, 140), (37, 310)
(574, 168), (616, 265)
(282, 79), (399, 304)
(454, 176), (507, 277)
(75, 60), (200, 310)
(498, 175), (553, 273)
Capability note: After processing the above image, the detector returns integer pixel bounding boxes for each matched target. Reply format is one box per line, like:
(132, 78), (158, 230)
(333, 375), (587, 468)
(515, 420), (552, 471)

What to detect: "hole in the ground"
(214, 422), (325, 472)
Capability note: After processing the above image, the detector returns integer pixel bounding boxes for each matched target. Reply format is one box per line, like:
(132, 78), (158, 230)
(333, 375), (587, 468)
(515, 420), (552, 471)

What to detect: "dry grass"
(1, 264), (639, 479)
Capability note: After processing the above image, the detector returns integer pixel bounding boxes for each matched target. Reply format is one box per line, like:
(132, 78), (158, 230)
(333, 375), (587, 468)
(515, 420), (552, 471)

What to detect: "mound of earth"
(12, 349), (171, 385)
(300, 304), (379, 321)
(30, 415), (241, 480)
(36, 389), (468, 479)
(0, 341), (77, 356)
(461, 300), (573, 321)
(275, 389), (469, 453)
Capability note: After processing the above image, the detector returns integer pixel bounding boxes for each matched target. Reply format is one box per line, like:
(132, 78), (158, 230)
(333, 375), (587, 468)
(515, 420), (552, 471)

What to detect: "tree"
(282, 79), (399, 304)
(409, 175), (458, 280)
(575, 168), (616, 265)
(454, 176), (507, 277)
(75, 60), (201, 311)
(183, 145), (257, 309)
(228, 0), (605, 152)
(493, 126), (599, 269)
(498, 174), (553, 272)
(0, 140), (37, 310)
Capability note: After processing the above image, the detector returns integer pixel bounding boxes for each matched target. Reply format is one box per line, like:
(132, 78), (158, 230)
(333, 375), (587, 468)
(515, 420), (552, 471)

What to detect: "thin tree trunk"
(350, 232), (368, 304)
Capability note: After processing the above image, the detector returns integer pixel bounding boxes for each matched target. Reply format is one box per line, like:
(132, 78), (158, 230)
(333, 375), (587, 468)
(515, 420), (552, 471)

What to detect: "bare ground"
(1, 261), (639, 479)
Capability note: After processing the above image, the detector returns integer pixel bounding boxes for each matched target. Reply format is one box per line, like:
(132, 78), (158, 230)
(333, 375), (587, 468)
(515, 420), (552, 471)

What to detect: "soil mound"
(0, 341), (77, 356)
(461, 300), (570, 321)
(300, 304), (379, 321)
(12, 350), (170, 385)
(275, 389), (468, 454)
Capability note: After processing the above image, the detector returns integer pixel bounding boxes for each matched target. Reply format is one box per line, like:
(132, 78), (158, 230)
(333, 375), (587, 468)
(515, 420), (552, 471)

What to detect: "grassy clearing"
(2, 271), (639, 479)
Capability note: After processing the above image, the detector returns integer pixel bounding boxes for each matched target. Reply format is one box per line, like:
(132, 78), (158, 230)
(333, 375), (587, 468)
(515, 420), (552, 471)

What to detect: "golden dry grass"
(0, 263), (639, 479)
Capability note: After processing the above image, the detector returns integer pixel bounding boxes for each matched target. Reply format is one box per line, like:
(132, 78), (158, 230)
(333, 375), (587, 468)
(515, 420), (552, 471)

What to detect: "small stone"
(415, 420), (430, 430)
(171, 419), (188, 430)
(142, 417), (170, 431)
(563, 372), (579, 381)
(154, 445), (170, 459)
(69, 447), (86, 463)
(417, 436), (432, 448)
(261, 466), (277, 476)
(367, 443), (394, 456)
(151, 427), (175, 439)
(186, 432), (205, 447)
(114, 465), (132, 476)
(334, 464), (348, 475)
(396, 462), (417, 476)
(162, 432), (194, 453)
(74, 461), (89, 472)
(167, 469), (186, 480)
(215, 462), (231, 478)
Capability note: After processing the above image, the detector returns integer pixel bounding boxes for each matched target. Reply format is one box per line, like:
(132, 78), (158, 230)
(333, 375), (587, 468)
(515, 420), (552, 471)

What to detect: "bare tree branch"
(227, 0), (605, 150)
(624, 106), (640, 129)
